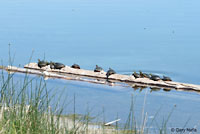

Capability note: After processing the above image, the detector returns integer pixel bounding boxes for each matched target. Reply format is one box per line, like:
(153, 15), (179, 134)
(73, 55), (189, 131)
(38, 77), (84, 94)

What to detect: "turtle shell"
(38, 59), (47, 68)
(54, 63), (65, 69)
(150, 75), (161, 81)
(71, 64), (80, 69)
(139, 71), (144, 77)
(132, 72), (140, 78)
(162, 76), (172, 81)
(106, 68), (116, 78)
(143, 73), (150, 78)
(94, 65), (103, 72)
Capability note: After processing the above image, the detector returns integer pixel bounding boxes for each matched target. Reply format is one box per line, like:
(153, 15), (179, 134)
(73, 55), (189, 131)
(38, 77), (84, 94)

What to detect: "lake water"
(0, 0), (200, 131)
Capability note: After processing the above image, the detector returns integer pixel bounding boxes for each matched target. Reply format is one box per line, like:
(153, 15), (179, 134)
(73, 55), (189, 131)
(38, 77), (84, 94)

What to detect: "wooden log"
(1, 63), (200, 92)
(3, 65), (122, 87)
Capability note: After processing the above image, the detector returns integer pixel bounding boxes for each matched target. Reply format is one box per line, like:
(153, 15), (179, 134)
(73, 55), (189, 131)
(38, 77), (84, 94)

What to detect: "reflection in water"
(132, 85), (147, 92)
(163, 88), (172, 92)
(150, 87), (161, 92)
(131, 84), (173, 93)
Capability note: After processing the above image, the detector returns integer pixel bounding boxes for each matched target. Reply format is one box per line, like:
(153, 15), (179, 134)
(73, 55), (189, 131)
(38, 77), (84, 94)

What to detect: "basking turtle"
(132, 72), (140, 78)
(139, 71), (150, 78)
(143, 73), (150, 78)
(150, 74), (161, 81)
(139, 71), (144, 78)
(106, 68), (116, 79)
(94, 65), (103, 72)
(162, 76), (172, 81)
(71, 64), (80, 69)
(38, 59), (47, 68)
(54, 62), (65, 69)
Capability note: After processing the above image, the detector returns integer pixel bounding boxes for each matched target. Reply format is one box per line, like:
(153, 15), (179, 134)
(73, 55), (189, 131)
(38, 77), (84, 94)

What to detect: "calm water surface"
(0, 0), (200, 130)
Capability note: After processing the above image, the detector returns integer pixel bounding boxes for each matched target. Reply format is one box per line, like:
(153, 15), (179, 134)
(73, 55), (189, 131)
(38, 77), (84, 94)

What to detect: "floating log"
(1, 63), (200, 92)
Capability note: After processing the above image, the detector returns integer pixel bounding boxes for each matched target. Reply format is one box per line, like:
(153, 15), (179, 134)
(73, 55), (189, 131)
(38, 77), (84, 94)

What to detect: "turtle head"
(45, 61), (50, 65)
(50, 61), (54, 65)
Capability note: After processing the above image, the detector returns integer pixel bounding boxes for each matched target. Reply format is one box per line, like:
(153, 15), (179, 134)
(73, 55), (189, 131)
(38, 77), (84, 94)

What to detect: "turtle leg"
(106, 74), (109, 82)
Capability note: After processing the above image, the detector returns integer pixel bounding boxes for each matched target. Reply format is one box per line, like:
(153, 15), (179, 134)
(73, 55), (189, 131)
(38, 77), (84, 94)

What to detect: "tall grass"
(0, 45), (65, 133)
(0, 69), (178, 134)
(0, 46), (180, 133)
(0, 69), (63, 133)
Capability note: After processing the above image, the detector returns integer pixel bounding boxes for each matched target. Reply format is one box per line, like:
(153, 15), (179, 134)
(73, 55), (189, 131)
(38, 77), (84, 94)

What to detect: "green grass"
(0, 68), (178, 134)
(0, 46), (180, 133)
(0, 71), (61, 133)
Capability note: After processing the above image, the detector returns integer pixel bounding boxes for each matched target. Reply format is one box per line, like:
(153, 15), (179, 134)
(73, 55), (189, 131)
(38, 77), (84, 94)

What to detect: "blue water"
(0, 0), (200, 131)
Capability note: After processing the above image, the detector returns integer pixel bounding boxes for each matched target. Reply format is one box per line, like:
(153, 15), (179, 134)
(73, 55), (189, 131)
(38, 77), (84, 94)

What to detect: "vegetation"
(0, 47), (178, 133)
(0, 69), (178, 134)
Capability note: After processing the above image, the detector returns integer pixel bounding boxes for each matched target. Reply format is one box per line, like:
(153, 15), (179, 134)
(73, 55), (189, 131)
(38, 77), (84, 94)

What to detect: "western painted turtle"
(106, 68), (116, 79)
(38, 59), (48, 68)
(139, 71), (150, 78)
(132, 72), (140, 78)
(139, 71), (144, 77)
(143, 73), (150, 78)
(150, 74), (161, 81)
(162, 76), (172, 81)
(94, 65), (103, 72)
(54, 62), (65, 69)
(71, 64), (80, 69)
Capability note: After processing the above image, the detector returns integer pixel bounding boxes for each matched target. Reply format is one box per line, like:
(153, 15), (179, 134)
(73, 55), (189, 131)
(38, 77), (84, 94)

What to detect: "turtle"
(150, 74), (161, 81)
(54, 62), (65, 69)
(106, 68), (116, 79)
(139, 71), (144, 78)
(162, 76), (172, 81)
(38, 59), (48, 68)
(132, 72), (140, 78)
(139, 71), (150, 78)
(71, 64), (80, 69)
(143, 73), (150, 78)
(94, 65), (103, 72)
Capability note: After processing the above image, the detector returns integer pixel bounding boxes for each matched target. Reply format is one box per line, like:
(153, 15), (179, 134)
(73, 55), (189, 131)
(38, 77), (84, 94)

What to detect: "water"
(0, 0), (200, 131)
